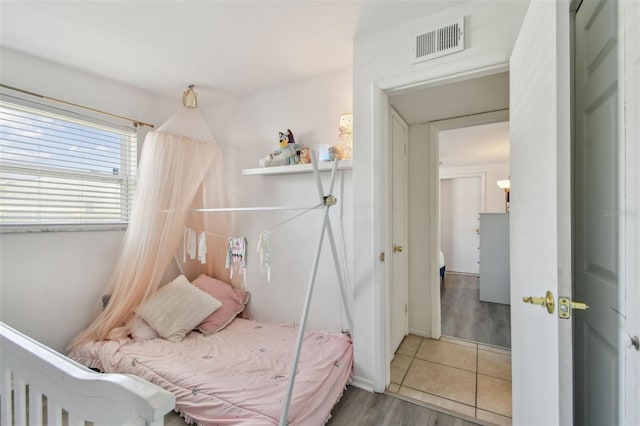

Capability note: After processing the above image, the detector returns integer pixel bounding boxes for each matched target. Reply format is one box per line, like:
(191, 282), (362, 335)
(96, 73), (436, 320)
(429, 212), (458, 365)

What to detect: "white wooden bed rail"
(0, 322), (175, 426)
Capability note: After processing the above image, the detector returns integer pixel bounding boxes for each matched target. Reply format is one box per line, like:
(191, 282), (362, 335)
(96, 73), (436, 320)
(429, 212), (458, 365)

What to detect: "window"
(0, 101), (137, 230)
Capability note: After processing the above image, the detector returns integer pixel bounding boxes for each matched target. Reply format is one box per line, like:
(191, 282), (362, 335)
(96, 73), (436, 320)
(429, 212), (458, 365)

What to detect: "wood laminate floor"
(164, 386), (478, 426)
(327, 386), (478, 426)
(440, 273), (511, 348)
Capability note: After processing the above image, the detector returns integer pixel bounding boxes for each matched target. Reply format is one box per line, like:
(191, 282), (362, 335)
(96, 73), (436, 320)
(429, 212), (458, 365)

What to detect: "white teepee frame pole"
(279, 153), (353, 425)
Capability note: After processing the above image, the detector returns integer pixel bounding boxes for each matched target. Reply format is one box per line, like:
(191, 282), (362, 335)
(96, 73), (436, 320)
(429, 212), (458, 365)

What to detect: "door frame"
(371, 3), (638, 424)
(376, 64), (509, 391)
(439, 173), (484, 275)
(430, 110), (509, 338)
(618, 1), (639, 423)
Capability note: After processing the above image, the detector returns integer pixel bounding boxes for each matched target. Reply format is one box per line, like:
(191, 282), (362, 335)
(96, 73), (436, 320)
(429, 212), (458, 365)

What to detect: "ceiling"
(439, 121), (510, 167)
(389, 72), (510, 125)
(0, 1), (469, 99)
(389, 71), (510, 166)
(1, 1), (509, 167)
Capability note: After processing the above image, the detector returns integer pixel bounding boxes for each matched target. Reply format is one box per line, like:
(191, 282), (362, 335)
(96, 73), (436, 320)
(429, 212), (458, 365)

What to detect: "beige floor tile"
(478, 349), (512, 381)
(478, 343), (512, 356)
(390, 353), (412, 384)
(396, 334), (422, 357)
(476, 409), (512, 426)
(416, 338), (477, 372)
(387, 382), (400, 393)
(477, 374), (512, 417)
(402, 358), (476, 406)
(399, 386), (476, 418)
(441, 336), (478, 349)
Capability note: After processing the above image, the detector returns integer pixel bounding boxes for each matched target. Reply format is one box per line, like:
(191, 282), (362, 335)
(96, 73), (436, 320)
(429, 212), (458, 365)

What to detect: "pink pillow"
(192, 274), (250, 334)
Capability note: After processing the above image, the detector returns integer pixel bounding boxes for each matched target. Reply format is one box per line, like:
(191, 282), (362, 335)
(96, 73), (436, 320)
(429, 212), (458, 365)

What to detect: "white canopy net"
(71, 107), (229, 348)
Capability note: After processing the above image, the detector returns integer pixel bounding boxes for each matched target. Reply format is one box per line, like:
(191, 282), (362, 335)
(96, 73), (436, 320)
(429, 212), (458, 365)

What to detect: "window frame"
(0, 97), (138, 233)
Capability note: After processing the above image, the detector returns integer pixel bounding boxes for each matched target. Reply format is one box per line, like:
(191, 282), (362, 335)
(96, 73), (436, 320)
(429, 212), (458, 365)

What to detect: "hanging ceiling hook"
(182, 85), (198, 108)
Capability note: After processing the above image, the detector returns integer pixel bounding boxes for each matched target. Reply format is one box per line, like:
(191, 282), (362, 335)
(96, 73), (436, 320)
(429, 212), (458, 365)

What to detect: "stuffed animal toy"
(298, 146), (311, 164)
(329, 144), (352, 161)
(272, 129), (302, 166)
(258, 154), (274, 168)
(257, 129), (304, 167)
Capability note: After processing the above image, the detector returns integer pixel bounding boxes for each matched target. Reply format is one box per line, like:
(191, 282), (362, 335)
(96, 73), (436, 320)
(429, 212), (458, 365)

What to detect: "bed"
(69, 317), (353, 425)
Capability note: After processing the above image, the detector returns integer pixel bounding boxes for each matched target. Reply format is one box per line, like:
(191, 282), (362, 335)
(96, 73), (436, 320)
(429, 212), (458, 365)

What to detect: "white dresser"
(479, 213), (510, 305)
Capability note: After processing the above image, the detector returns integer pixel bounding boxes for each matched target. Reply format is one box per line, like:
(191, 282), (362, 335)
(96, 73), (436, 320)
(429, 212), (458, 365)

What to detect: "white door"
(440, 176), (480, 274)
(574, 1), (620, 424)
(390, 107), (408, 355)
(509, 1), (573, 425)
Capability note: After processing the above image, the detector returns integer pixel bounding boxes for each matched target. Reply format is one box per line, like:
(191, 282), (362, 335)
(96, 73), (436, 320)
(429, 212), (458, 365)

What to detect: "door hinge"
(379, 252), (385, 262)
(405, 303), (408, 314)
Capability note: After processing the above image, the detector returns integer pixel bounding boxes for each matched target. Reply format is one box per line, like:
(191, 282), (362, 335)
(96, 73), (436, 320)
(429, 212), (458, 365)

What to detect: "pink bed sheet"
(69, 318), (353, 425)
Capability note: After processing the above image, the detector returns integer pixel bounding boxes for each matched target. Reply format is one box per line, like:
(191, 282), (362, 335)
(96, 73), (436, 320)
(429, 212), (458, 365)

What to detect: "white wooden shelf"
(242, 160), (352, 176)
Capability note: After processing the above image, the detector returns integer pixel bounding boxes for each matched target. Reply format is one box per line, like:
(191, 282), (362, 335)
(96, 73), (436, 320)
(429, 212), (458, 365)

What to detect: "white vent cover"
(411, 17), (464, 64)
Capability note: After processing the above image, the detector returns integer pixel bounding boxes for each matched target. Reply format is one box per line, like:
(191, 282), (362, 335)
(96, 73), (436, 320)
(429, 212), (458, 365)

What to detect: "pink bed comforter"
(70, 318), (353, 425)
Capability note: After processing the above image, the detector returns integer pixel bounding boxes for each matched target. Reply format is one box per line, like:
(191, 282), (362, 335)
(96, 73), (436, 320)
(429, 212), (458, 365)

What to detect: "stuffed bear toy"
(298, 146), (311, 164)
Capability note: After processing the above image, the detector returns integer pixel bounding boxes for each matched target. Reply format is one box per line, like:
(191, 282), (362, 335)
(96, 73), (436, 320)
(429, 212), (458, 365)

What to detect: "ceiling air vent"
(411, 17), (464, 64)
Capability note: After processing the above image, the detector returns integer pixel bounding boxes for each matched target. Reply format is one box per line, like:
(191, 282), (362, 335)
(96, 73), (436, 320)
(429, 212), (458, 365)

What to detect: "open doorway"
(439, 121), (511, 348)
(384, 73), (513, 423)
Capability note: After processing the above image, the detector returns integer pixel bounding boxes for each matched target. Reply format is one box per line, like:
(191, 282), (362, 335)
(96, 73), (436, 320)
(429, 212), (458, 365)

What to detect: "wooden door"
(440, 176), (480, 274)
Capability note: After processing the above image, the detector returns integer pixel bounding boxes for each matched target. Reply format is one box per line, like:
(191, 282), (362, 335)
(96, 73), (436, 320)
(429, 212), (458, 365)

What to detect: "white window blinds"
(0, 100), (137, 230)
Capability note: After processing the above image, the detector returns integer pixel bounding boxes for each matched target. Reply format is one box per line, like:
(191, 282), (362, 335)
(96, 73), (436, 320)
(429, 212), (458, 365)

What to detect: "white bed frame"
(0, 322), (175, 426)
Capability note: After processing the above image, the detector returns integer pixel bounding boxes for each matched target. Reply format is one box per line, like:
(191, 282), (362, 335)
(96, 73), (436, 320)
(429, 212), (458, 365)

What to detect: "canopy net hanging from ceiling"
(71, 105), (230, 349)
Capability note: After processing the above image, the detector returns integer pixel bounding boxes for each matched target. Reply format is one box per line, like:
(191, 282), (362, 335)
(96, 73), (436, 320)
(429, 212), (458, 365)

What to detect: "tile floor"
(387, 334), (512, 426)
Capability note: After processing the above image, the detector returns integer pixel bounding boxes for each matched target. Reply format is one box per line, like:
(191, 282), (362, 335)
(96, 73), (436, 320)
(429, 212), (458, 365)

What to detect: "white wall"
(353, 0), (529, 390)
(441, 162), (510, 213)
(0, 47), (353, 351)
(0, 47), (176, 352)
(200, 67), (354, 333)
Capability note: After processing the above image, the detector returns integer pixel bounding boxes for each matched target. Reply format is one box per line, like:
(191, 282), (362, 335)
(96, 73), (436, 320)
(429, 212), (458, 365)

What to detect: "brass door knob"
(522, 290), (555, 314)
(393, 244), (403, 253)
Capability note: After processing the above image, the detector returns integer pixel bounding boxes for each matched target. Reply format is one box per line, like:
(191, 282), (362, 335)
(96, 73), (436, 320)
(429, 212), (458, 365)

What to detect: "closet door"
(390, 107), (408, 355)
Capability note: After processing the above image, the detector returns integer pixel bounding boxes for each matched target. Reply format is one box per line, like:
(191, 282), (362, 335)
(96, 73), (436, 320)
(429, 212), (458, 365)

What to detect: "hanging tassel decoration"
(226, 237), (248, 287)
(257, 230), (272, 282)
(198, 231), (207, 264)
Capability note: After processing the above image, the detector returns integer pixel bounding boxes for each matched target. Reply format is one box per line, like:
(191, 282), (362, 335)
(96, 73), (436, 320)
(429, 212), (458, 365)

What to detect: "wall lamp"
(497, 179), (510, 212)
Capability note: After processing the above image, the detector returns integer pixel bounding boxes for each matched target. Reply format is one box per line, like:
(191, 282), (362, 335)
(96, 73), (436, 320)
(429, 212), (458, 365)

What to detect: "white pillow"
(135, 275), (222, 342)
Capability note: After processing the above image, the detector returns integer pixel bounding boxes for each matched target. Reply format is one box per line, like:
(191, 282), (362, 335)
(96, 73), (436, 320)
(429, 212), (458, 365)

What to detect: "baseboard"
(446, 271), (479, 277)
(408, 328), (430, 338)
(350, 375), (375, 392)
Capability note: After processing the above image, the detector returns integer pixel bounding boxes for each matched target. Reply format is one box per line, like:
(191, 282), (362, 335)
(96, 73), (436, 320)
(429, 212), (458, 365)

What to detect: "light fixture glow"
(497, 178), (510, 212)
(182, 85), (198, 108)
(497, 179), (511, 190)
(334, 113), (353, 160)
